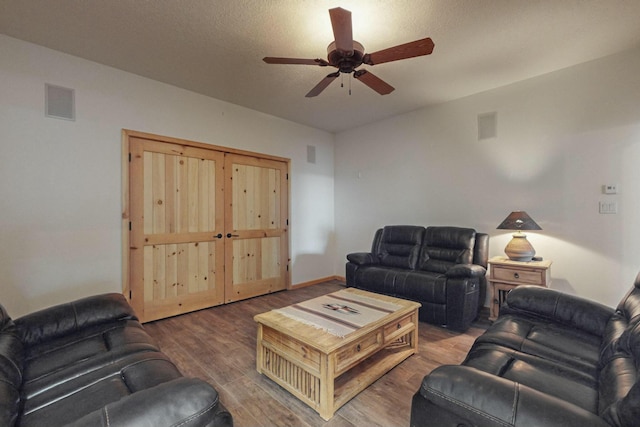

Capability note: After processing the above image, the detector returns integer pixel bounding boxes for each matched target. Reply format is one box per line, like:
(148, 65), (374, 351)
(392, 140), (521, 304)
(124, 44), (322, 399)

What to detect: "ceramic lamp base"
(504, 232), (535, 262)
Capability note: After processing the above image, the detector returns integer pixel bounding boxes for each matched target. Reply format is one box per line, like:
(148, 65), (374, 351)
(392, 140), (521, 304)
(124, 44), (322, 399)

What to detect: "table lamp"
(496, 211), (541, 262)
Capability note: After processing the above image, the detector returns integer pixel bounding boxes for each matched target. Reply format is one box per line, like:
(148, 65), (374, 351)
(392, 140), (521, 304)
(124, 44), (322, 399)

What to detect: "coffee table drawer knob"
(356, 344), (361, 352)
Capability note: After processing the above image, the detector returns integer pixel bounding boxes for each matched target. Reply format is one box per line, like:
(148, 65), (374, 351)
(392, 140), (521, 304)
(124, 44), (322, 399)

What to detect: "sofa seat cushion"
(18, 351), (188, 427)
(21, 319), (159, 386)
(352, 266), (400, 295)
(464, 343), (599, 413)
(353, 267), (448, 304)
(474, 314), (602, 375)
(66, 377), (227, 427)
(394, 270), (447, 304)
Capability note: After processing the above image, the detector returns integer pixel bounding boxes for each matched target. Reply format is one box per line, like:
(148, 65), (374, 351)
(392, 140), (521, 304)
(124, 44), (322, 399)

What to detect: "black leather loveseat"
(346, 225), (489, 332)
(411, 273), (640, 427)
(0, 293), (233, 427)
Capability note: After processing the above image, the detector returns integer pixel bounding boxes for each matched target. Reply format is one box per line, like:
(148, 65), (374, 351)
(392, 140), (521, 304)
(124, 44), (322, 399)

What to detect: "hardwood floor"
(143, 281), (489, 427)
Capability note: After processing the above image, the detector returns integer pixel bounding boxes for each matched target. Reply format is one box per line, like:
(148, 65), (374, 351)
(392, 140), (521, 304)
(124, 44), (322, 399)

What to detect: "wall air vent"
(477, 112), (497, 140)
(307, 145), (316, 164)
(45, 84), (75, 121)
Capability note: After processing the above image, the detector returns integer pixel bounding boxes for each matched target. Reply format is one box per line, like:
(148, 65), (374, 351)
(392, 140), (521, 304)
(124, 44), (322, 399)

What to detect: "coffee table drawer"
(383, 313), (414, 343)
(335, 330), (383, 375)
(262, 326), (321, 372)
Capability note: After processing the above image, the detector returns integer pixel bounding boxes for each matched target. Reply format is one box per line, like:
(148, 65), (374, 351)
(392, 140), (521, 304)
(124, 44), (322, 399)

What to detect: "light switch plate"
(599, 201), (618, 214)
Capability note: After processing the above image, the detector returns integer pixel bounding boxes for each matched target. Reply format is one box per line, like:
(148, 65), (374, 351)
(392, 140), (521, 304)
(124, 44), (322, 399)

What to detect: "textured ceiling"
(2, 0), (640, 133)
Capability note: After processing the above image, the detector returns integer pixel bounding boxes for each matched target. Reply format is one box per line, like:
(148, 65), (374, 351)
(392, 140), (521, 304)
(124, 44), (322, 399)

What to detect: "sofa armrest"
(419, 365), (610, 427)
(67, 377), (233, 427)
(15, 293), (137, 347)
(501, 286), (614, 337)
(445, 263), (486, 279)
(346, 252), (378, 266)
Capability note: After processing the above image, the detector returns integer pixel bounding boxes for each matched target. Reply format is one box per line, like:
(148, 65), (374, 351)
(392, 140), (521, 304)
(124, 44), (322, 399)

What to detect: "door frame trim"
(121, 129), (291, 304)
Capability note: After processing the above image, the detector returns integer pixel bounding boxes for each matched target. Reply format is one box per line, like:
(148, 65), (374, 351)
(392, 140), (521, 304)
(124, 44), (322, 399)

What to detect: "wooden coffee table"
(254, 288), (420, 420)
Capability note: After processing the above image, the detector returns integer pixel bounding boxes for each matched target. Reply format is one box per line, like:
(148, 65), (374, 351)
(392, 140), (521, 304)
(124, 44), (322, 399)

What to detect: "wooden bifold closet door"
(224, 153), (289, 303)
(124, 131), (289, 322)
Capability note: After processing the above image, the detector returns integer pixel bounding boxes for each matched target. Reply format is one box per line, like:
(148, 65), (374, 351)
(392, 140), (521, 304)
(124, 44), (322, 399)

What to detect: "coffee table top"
(254, 288), (420, 353)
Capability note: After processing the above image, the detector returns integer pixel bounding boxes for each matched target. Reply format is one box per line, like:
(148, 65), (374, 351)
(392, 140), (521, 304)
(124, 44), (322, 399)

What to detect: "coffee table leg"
(256, 323), (264, 374)
(318, 353), (335, 420)
(411, 310), (419, 352)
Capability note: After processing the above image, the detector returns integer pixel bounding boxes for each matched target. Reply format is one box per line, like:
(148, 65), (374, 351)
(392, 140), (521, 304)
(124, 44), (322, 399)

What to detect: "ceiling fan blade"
(365, 37), (435, 65)
(329, 7), (353, 55)
(353, 70), (394, 95)
(263, 57), (329, 66)
(306, 72), (340, 97)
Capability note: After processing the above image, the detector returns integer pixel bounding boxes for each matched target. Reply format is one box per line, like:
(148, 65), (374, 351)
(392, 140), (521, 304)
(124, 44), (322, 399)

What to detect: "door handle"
(215, 233), (223, 239)
(226, 233), (240, 238)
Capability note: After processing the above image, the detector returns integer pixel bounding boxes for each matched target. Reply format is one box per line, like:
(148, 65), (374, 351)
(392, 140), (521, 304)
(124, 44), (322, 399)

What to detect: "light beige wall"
(335, 46), (640, 307)
(0, 35), (335, 317)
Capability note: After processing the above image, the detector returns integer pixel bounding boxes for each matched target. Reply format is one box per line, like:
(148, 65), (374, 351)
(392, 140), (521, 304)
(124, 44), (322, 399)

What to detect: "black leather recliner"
(0, 293), (233, 427)
(346, 225), (489, 331)
(410, 272), (640, 427)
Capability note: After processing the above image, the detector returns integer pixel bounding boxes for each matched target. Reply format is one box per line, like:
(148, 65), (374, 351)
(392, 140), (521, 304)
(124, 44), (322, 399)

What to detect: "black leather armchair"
(0, 293), (233, 427)
(411, 272), (640, 427)
(346, 225), (489, 331)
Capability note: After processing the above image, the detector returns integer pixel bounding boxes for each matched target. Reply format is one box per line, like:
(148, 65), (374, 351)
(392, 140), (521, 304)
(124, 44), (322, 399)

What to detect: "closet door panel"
(129, 137), (225, 322)
(224, 154), (289, 302)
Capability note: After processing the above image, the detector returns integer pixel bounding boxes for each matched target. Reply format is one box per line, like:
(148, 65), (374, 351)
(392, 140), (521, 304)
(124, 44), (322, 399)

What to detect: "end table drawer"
(492, 266), (543, 285)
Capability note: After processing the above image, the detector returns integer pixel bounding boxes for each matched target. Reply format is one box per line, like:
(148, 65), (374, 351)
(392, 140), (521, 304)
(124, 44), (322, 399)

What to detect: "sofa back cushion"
(0, 304), (24, 427)
(601, 275), (640, 359)
(15, 293), (137, 348)
(377, 226), (425, 269)
(599, 320), (640, 426)
(419, 227), (476, 273)
(616, 273), (640, 325)
(598, 272), (640, 426)
(473, 232), (490, 269)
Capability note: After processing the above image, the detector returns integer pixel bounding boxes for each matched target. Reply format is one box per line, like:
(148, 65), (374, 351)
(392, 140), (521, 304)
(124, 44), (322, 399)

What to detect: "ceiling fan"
(263, 7), (435, 97)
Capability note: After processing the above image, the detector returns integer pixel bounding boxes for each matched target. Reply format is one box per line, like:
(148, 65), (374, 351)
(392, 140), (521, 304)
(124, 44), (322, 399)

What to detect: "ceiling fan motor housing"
(327, 41), (365, 73)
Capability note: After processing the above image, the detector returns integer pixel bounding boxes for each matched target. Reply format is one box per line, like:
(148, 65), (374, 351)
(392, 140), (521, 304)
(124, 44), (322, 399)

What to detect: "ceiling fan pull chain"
(349, 75), (352, 95)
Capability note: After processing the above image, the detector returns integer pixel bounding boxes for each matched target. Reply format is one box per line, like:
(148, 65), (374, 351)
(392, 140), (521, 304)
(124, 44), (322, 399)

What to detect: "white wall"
(335, 46), (640, 308)
(0, 35), (335, 317)
(3, 33), (639, 318)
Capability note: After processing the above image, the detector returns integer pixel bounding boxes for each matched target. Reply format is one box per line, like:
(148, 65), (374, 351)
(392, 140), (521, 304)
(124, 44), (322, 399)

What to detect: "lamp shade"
(496, 211), (541, 231)
(497, 211), (541, 262)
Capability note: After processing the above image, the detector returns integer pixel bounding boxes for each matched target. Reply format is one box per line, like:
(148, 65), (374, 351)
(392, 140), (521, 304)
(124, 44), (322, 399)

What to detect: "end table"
(488, 256), (552, 321)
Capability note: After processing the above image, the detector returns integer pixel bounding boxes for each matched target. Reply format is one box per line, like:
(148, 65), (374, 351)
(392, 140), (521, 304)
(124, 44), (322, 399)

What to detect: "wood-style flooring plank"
(144, 281), (488, 427)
